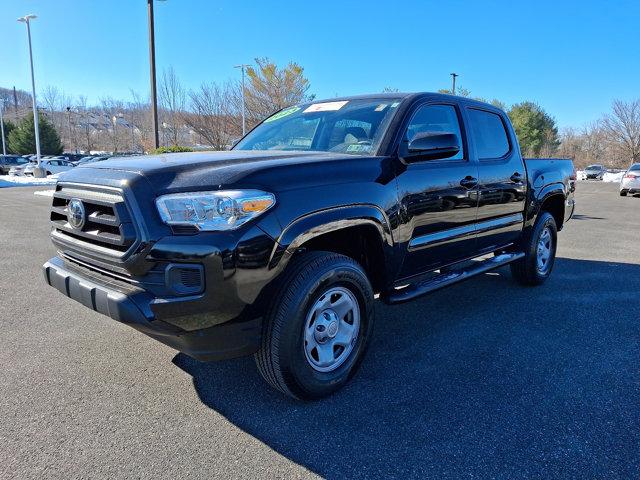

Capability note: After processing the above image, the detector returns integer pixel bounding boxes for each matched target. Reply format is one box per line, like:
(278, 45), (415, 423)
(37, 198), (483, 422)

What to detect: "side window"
(467, 109), (510, 160)
(405, 104), (464, 160)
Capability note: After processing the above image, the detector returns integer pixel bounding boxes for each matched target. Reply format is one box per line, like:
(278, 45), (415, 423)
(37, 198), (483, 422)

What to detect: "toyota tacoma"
(43, 93), (576, 400)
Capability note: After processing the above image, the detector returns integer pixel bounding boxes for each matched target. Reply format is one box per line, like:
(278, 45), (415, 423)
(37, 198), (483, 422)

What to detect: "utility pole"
(450, 73), (459, 96)
(18, 14), (43, 176)
(12, 87), (19, 121)
(147, 0), (165, 150)
(234, 64), (250, 136)
(66, 106), (73, 153)
(0, 100), (6, 156)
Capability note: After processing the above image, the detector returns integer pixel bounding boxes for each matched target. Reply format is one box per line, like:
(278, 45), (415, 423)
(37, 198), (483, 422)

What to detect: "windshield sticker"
(264, 106), (301, 123)
(375, 103), (388, 112)
(303, 101), (349, 113)
(346, 144), (372, 153)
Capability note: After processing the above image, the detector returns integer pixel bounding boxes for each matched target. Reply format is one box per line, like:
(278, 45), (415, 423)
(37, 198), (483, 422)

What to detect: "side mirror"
(402, 132), (460, 162)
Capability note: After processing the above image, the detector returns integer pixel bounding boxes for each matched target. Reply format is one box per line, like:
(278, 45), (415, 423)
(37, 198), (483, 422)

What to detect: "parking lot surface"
(1, 181), (639, 479)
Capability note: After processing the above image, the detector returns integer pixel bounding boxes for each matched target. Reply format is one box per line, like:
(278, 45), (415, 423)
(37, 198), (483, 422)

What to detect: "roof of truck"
(312, 92), (502, 111)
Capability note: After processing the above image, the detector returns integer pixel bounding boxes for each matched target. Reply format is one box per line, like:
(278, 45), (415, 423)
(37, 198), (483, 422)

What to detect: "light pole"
(66, 106), (73, 153)
(450, 72), (459, 96)
(234, 64), (250, 136)
(147, 0), (166, 150)
(0, 100), (6, 156)
(18, 14), (44, 176)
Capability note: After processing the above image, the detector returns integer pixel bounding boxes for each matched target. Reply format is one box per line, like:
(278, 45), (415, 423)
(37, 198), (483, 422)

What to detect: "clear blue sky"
(2, 0), (638, 128)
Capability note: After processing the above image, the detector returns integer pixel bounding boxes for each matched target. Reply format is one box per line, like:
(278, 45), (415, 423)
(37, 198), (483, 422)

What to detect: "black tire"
(510, 211), (557, 286)
(255, 251), (375, 400)
(46, 171), (52, 176)
(620, 190), (628, 196)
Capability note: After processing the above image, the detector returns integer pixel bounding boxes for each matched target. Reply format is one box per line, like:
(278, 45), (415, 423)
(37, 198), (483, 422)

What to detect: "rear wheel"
(620, 190), (628, 196)
(511, 211), (557, 286)
(255, 251), (374, 400)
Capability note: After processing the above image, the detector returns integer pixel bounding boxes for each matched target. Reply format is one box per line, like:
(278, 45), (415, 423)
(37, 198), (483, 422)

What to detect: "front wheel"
(510, 211), (558, 286)
(255, 251), (374, 400)
(620, 190), (628, 196)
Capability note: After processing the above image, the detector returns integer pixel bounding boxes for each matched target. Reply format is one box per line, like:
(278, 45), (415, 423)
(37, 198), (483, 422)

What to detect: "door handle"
(460, 176), (478, 188)
(510, 172), (523, 182)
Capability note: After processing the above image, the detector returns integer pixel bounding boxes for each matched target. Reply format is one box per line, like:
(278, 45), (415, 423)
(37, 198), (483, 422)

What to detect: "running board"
(385, 252), (525, 304)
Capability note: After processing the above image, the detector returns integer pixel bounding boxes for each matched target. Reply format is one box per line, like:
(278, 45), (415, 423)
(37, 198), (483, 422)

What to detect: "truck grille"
(50, 184), (137, 255)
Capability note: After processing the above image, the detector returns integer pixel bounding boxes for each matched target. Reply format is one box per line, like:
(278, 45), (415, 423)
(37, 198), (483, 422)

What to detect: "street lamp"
(18, 14), (44, 177)
(147, 0), (166, 150)
(450, 72), (459, 96)
(234, 64), (250, 136)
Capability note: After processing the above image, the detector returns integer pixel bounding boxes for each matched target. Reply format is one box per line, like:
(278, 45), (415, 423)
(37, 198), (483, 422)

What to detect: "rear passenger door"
(466, 108), (527, 252)
(395, 102), (479, 279)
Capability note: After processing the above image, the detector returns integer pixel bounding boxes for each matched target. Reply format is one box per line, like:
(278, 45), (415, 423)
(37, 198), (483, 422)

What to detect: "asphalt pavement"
(0, 181), (639, 479)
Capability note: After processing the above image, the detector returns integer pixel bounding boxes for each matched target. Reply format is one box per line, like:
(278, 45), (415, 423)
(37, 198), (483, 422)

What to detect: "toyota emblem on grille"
(67, 198), (86, 230)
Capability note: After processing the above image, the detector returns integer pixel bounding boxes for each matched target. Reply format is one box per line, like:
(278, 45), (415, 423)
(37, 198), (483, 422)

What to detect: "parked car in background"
(74, 156), (111, 166)
(64, 154), (86, 163)
(23, 158), (75, 176)
(620, 163), (640, 196)
(584, 164), (606, 180)
(0, 155), (30, 175)
(9, 163), (29, 176)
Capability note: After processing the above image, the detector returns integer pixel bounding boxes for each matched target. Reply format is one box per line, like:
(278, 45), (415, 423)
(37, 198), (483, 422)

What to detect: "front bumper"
(43, 256), (262, 361)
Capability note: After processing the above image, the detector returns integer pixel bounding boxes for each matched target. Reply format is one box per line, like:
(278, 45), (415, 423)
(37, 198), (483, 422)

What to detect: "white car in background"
(620, 163), (640, 196)
(22, 158), (75, 176)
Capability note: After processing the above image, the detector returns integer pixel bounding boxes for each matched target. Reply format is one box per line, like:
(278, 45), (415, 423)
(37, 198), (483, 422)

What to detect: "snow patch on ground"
(602, 172), (624, 183)
(33, 190), (55, 197)
(575, 170), (624, 182)
(0, 174), (60, 188)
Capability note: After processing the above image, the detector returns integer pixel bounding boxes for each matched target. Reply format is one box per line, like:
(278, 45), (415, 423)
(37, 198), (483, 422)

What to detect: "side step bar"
(385, 252), (525, 305)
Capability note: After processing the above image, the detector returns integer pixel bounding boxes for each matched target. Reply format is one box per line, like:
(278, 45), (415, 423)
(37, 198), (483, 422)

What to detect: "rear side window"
(467, 109), (510, 160)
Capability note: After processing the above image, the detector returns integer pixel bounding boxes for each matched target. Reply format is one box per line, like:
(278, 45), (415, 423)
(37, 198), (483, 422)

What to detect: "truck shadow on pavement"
(173, 257), (640, 479)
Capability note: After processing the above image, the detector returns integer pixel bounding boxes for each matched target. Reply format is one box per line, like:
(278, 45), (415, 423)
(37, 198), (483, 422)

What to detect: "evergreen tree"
(7, 114), (63, 155)
(1, 120), (15, 153)
(508, 102), (559, 157)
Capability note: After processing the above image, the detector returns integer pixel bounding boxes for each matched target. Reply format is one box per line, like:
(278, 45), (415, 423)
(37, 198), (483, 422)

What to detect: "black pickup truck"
(43, 93), (575, 400)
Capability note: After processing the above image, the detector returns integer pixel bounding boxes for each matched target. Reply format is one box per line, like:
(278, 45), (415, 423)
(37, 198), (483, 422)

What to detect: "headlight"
(155, 190), (275, 231)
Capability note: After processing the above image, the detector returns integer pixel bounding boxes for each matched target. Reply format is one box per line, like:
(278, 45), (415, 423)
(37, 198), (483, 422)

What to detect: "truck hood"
(74, 150), (356, 193)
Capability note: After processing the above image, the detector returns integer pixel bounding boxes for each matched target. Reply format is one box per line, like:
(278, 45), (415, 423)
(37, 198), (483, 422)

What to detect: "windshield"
(234, 98), (403, 155)
(586, 165), (603, 170)
(629, 164), (640, 172)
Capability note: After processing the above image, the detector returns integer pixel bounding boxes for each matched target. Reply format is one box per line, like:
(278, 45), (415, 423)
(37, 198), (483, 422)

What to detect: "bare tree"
(601, 99), (640, 165)
(129, 90), (152, 152)
(76, 95), (95, 153)
(159, 67), (186, 146)
(185, 81), (239, 150)
(99, 97), (128, 153)
(41, 85), (63, 133)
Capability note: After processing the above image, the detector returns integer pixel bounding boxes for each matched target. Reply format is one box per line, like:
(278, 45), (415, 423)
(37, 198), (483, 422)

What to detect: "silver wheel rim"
(536, 226), (553, 274)
(303, 286), (360, 373)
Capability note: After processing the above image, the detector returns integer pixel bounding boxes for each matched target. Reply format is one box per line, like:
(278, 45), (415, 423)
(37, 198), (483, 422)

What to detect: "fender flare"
(268, 204), (394, 273)
(527, 182), (566, 227)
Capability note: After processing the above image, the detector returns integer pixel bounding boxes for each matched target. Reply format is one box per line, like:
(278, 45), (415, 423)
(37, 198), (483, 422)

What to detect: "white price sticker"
(303, 101), (349, 113)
